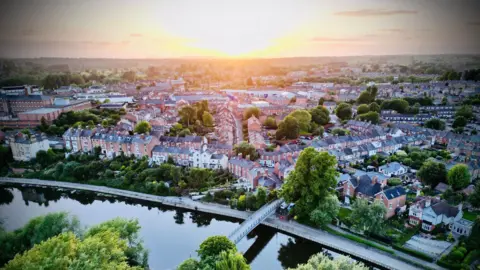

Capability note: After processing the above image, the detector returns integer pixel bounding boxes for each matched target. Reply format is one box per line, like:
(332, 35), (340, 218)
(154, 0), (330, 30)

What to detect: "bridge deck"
(228, 199), (283, 244)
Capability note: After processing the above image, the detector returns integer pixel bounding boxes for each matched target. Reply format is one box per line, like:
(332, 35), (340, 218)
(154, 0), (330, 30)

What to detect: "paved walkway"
(1, 177), (441, 270)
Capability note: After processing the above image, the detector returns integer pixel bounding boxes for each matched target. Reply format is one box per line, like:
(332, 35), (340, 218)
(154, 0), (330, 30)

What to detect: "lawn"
(338, 207), (352, 219)
(463, 210), (479, 221)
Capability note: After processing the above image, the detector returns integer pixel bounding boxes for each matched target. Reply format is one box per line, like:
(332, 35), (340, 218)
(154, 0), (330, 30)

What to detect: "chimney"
(425, 198), (431, 208)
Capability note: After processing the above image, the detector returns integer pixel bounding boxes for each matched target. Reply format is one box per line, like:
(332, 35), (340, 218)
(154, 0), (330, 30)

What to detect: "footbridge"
(228, 199), (283, 244)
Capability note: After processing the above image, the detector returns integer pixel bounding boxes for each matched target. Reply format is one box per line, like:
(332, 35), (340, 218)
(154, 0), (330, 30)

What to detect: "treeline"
(0, 212), (148, 269)
(23, 151), (235, 196)
(439, 69), (480, 81)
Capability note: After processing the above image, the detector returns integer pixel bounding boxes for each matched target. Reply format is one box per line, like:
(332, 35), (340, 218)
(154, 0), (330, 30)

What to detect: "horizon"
(1, 0), (480, 59)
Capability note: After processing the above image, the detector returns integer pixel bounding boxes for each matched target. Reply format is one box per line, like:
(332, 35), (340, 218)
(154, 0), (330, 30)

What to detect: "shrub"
(387, 178), (402, 186)
(392, 244), (434, 262)
(448, 250), (464, 262)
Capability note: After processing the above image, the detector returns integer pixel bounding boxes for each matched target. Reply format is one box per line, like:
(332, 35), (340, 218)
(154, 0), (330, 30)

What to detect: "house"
(228, 156), (258, 180)
(378, 162), (407, 177)
(151, 145), (191, 166)
(451, 219), (474, 236)
(375, 186), (407, 218)
(247, 115), (262, 132)
(408, 197), (463, 232)
(340, 170), (388, 204)
(191, 144), (228, 169)
(8, 132), (50, 161)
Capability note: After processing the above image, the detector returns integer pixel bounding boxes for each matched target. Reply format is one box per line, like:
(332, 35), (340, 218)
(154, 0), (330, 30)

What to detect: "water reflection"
(0, 185), (378, 270)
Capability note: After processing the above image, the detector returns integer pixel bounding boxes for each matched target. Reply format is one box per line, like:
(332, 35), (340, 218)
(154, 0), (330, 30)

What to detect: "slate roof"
(431, 201), (460, 218)
(152, 146), (191, 154)
(382, 186), (406, 200)
(379, 162), (405, 173)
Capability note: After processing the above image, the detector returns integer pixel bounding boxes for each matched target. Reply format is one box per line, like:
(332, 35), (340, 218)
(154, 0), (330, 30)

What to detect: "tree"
(287, 110), (312, 132)
(456, 105), (473, 119)
(335, 103), (352, 120)
(103, 98), (111, 104)
(350, 199), (387, 235)
(246, 193), (257, 210)
(179, 105), (197, 126)
(447, 164), (471, 190)
(309, 106), (330, 125)
(331, 128), (350, 136)
(312, 125), (325, 137)
(357, 104), (369, 115)
(202, 111), (214, 127)
(177, 258), (199, 270)
(468, 182), (480, 208)
(368, 102), (380, 113)
(134, 120), (152, 134)
(233, 141), (258, 160)
(281, 148), (338, 220)
(356, 111), (380, 124)
(0, 187), (14, 205)
(310, 195), (340, 227)
(264, 116), (277, 129)
(39, 116), (49, 132)
(0, 212), (80, 266)
(452, 116), (467, 128)
(35, 150), (51, 168)
(466, 219), (480, 251)
(381, 99), (409, 113)
(122, 70), (136, 82)
(290, 253), (368, 270)
(4, 230), (140, 270)
(197, 236), (237, 260)
(256, 187), (267, 208)
(276, 116), (300, 140)
(178, 128), (192, 137)
(425, 118), (446, 130)
(215, 250), (250, 270)
(356, 86), (378, 105)
(387, 178), (402, 186)
(243, 107), (260, 120)
(417, 160), (447, 187)
(186, 168), (213, 189)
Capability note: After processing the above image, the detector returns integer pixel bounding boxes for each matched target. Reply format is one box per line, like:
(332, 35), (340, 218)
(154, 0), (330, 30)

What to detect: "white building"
(191, 144), (228, 169)
(8, 132), (50, 161)
(408, 197), (463, 232)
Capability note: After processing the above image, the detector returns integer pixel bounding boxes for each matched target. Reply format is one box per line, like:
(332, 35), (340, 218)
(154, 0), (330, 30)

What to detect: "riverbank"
(0, 177), (441, 270)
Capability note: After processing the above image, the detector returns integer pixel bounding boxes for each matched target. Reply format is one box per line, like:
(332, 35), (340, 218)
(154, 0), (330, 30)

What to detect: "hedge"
(323, 227), (394, 254)
(392, 244), (434, 262)
(436, 259), (462, 270)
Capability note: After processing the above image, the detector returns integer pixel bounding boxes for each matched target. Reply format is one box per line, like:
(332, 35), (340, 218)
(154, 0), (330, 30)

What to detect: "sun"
(189, 38), (273, 58)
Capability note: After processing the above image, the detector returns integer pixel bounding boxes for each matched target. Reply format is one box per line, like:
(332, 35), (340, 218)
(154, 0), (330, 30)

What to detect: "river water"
(0, 185), (373, 270)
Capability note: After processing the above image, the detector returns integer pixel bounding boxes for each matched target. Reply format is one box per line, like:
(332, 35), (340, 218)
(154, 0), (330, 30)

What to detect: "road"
(0, 177), (440, 270)
(234, 115), (243, 143)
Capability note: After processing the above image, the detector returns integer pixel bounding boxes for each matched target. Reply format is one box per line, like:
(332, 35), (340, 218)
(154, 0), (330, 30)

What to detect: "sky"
(1, 0), (480, 58)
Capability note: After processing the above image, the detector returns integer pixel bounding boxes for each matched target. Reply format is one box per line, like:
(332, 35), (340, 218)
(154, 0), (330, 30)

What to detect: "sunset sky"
(1, 0), (479, 58)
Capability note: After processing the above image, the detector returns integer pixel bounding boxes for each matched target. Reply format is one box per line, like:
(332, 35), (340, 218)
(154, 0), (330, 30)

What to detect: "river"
(0, 185), (371, 270)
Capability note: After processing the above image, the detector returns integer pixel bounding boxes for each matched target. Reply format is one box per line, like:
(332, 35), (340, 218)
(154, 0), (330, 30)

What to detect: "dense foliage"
(289, 253), (368, 270)
(281, 148), (338, 221)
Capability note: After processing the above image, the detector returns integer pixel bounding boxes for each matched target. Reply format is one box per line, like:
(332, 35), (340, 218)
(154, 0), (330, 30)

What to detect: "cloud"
(310, 37), (361, 42)
(334, 9), (417, 17)
(466, 21), (480, 26)
(130, 33), (143, 37)
(379, 28), (405, 33)
(80, 41), (112, 46)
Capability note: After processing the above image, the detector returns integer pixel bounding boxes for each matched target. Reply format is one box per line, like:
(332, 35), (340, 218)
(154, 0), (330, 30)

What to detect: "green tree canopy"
(287, 110), (312, 133)
(243, 107), (260, 120)
(197, 236), (237, 260)
(356, 111), (380, 124)
(276, 116), (300, 140)
(264, 116), (277, 129)
(202, 111), (214, 127)
(368, 102), (380, 113)
(424, 118), (446, 130)
(381, 99), (409, 113)
(447, 164), (471, 190)
(468, 182), (480, 208)
(456, 105), (473, 119)
(233, 141), (258, 160)
(452, 116), (468, 128)
(134, 121), (152, 134)
(281, 148), (338, 220)
(356, 86), (378, 105)
(309, 106), (330, 125)
(417, 160), (447, 187)
(350, 199), (387, 235)
(331, 128), (350, 136)
(357, 104), (370, 115)
(335, 103), (353, 121)
(289, 253), (368, 270)
(310, 195), (340, 227)
(179, 105), (197, 126)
